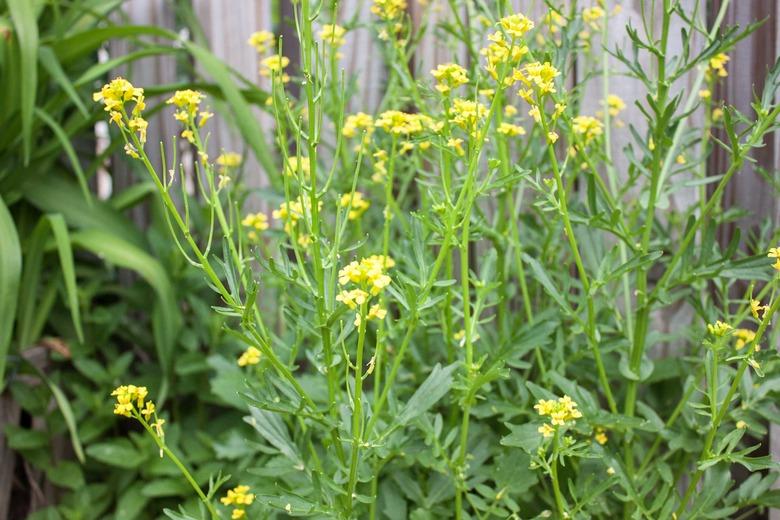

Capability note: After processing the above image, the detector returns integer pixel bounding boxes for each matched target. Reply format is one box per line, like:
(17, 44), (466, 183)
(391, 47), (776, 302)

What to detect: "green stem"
(550, 429), (567, 518)
(347, 302), (369, 514)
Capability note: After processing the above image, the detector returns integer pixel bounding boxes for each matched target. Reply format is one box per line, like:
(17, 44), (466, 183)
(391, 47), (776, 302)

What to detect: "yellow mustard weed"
(516, 61), (560, 104)
(354, 304), (387, 327)
(338, 255), (394, 295)
(343, 112), (375, 139)
(572, 115), (604, 144)
(340, 191), (371, 220)
(543, 9), (567, 34)
(371, 0), (407, 21)
(497, 122), (526, 137)
(546, 131), (559, 144)
(605, 94), (626, 117)
(535, 395), (583, 438)
(260, 55), (291, 82)
(498, 12), (535, 39)
(216, 152), (242, 173)
(481, 31), (529, 81)
(221, 485), (255, 519)
(583, 6), (606, 29)
(242, 212), (269, 242)
(238, 346), (262, 367)
(93, 78), (148, 144)
(166, 89), (205, 120)
(447, 138), (465, 156)
(111, 384), (148, 417)
(708, 53), (729, 78)
(504, 105), (518, 117)
(247, 30), (275, 54)
(336, 288), (370, 310)
(750, 298), (769, 321)
(320, 24), (347, 47)
(699, 89), (712, 100)
(430, 63), (469, 94)
(594, 428), (608, 445)
(284, 155), (311, 177)
(734, 329), (757, 351)
(375, 110), (427, 136)
(448, 98), (489, 136)
(736, 420), (748, 430)
(707, 320), (732, 337)
(768, 246), (780, 271)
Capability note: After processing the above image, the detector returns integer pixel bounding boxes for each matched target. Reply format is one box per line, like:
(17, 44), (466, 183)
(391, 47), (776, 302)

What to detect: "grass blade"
(0, 196), (22, 390)
(8, 0), (39, 163)
(38, 46), (88, 117)
(46, 214), (84, 343)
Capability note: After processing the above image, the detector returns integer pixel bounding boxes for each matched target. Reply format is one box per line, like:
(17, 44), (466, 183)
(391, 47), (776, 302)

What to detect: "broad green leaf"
(0, 196), (21, 390)
(46, 460), (85, 490)
(116, 483), (149, 520)
(245, 407), (302, 465)
(521, 252), (572, 314)
(86, 438), (145, 469)
(8, 0), (39, 163)
(500, 423), (541, 454)
(394, 363), (457, 427)
(70, 229), (180, 377)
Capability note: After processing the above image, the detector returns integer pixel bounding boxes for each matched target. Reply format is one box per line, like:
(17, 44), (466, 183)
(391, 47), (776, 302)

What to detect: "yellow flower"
(375, 110), (426, 136)
(528, 106), (541, 123)
(504, 105), (518, 117)
(336, 289), (370, 310)
(166, 89), (205, 122)
(538, 423), (555, 438)
(594, 427), (607, 445)
(480, 31), (529, 80)
(534, 395), (583, 426)
(447, 137), (465, 156)
(284, 156), (311, 177)
(431, 63), (469, 94)
(242, 212), (269, 232)
(750, 299), (769, 321)
(583, 6), (606, 29)
(734, 328), (756, 350)
(497, 13), (535, 39)
(515, 61), (560, 102)
(216, 152), (242, 172)
(605, 94), (625, 117)
(768, 247), (780, 271)
(607, 466), (615, 475)
(340, 192), (371, 220)
(124, 143), (140, 160)
(543, 9), (567, 34)
(320, 24), (347, 47)
(736, 420), (747, 430)
(338, 255), (395, 295)
(546, 131), (559, 144)
(221, 485), (255, 519)
(572, 115), (603, 144)
(343, 112), (375, 141)
(497, 122), (526, 136)
(248, 30), (275, 53)
(141, 401), (155, 420)
(676, 154), (686, 165)
(448, 98), (489, 135)
(238, 346), (262, 367)
(708, 53), (729, 78)
(354, 304), (388, 327)
(707, 320), (732, 337)
(111, 385), (150, 418)
(371, 0), (407, 20)
(93, 77), (146, 120)
(699, 89), (711, 100)
(260, 55), (291, 82)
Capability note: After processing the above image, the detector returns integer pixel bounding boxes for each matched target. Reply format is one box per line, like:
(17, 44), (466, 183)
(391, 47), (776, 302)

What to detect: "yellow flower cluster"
(247, 30), (274, 53)
(448, 98), (489, 137)
(320, 24), (347, 47)
(594, 427), (608, 445)
(216, 152), (242, 171)
(343, 112), (375, 150)
(93, 78), (148, 146)
(337, 256), (394, 327)
(371, 0), (407, 21)
(582, 6), (606, 29)
(431, 63), (469, 94)
(375, 110), (427, 136)
(750, 298), (770, 321)
(260, 55), (291, 83)
(340, 191), (371, 220)
(535, 395), (582, 438)
(242, 212), (269, 241)
(605, 94), (626, 117)
(497, 122), (526, 137)
(572, 115), (604, 144)
(768, 246), (780, 271)
(708, 53), (729, 78)
(272, 197), (321, 248)
(707, 320), (732, 337)
(498, 13), (535, 38)
(734, 329), (757, 351)
(221, 485), (255, 519)
(111, 385), (165, 438)
(284, 156), (311, 178)
(543, 9), (566, 35)
(238, 346), (262, 367)
(516, 61), (560, 102)
(481, 31), (529, 81)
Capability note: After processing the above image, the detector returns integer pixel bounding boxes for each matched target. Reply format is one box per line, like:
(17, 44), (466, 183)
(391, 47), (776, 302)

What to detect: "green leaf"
(245, 407), (302, 464)
(46, 460), (85, 490)
(86, 438), (145, 469)
(38, 46), (88, 117)
(0, 196), (22, 390)
(34, 108), (92, 206)
(115, 483), (149, 520)
(4, 425), (48, 450)
(141, 479), (191, 497)
(184, 41), (275, 176)
(521, 253), (572, 314)
(500, 423), (541, 454)
(394, 363), (457, 427)
(8, 0), (39, 163)
(70, 229), (180, 378)
(34, 365), (85, 463)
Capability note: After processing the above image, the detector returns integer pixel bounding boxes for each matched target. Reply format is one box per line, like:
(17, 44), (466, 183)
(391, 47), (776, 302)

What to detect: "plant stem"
(550, 429), (567, 518)
(347, 303), (369, 514)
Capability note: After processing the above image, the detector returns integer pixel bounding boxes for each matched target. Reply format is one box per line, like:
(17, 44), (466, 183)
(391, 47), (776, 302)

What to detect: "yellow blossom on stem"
(572, 115), (603, 144)
(284, 155), (311, 177)
(221, 485), (255, 520)
(708, 53), (729, 78)
(498, 12), (535, 39)
(340, 192), (371, 220)
(242, 212), (269, 232)
(768, 247), (780, 271)
(338, 255), (395, 295)
(260, 55), (291, 82)
(320, 24), (347, 47)
(707, 320), (732, 337)
(247, 30), (274, 53)
(371, 0), (407, 20)
(216, 152), (242, 172)
(535, 395), (583, 427)
(497, 122), (526, 137)
(343, 112), (375, 143)
(605, 94), (626, 117)
(431, 63), (469, 94)
(238, 346), (262, 367)
(375, 110), (426, 136)
(583, 6), (606, 29)
(734, 329), (757, 351)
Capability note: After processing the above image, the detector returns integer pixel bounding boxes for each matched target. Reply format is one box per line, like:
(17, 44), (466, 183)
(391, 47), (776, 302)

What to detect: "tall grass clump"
(96, 1), (780, 518)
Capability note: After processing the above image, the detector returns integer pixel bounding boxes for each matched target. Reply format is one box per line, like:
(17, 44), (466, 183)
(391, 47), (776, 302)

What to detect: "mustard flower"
(516, 61), (560, 101)
(375, 110), (426, 136)
(238, 346), (262, 367)
(497, 122), (526, 137)
(481, 31), (529, 81)
(572, 115), (603, 144)
(707, 320), (732, 337)
(734, 329), (757, 351)
(708, 53), (729, 78)
(216, 152), (242, 173)
(221, 485), (255, 520)
(320, 24), (347, 47)
(260, 55), (291, 82)
(430, 63), (469, 94)
(448, 98), (489, 136)
(93, 78), (147, 142)
(498, 13), (535, 39)
(339, 191), (371, 220)
(242, 212), (269, 233)
(750, 299), (769, 321)
(535, 395), (583, 438)
(605, 94), (626, 117)
(338, 255), (395, 295)
(594, 427), (608, 445)
(371, 0), (407, 21)
(247, 30), (275, 54)
(284, 156), (311, 177)
(583, 6), (605, 29)
(768, 247), (780, 271)
(343, 112), (375, 139)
